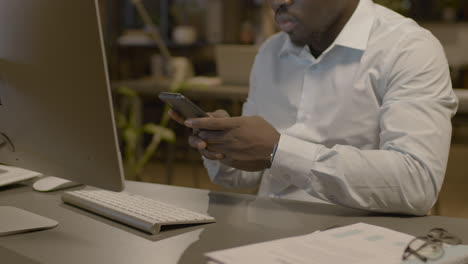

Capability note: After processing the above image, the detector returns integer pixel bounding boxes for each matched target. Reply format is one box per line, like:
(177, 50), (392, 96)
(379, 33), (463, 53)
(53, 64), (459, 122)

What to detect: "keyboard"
(61, 189), (215, 235)
(0, 165), (41, 187)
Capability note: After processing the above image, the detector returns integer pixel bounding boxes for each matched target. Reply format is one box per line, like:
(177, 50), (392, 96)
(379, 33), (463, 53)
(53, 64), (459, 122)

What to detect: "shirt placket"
(296, 48), (318, 127)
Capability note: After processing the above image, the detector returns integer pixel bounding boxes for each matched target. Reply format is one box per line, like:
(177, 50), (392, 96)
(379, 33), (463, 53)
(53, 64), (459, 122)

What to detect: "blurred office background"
(97, 0), (468, 218)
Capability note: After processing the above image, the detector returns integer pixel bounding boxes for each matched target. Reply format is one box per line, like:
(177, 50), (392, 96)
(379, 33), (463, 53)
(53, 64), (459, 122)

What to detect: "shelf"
(112, 77), (249, 101)
(117, 41), (211, 49)
(112, 78), (468, 114)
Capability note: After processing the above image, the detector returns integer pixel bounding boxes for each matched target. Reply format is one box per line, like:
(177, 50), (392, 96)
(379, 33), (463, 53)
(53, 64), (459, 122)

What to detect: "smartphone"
(158, 92), (208, 119)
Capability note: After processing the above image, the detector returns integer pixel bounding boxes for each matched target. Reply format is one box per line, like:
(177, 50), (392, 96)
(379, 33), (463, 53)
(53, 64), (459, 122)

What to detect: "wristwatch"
(270, 142), (279, 165)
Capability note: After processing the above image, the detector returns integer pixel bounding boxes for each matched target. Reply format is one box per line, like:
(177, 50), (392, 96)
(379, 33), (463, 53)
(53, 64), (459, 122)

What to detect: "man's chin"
(288, 34), (307, 47)
(288, 31), (323, 48)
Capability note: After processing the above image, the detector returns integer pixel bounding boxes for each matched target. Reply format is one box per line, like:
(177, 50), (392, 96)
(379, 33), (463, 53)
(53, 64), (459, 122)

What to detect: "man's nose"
(269, 0), (293, 11)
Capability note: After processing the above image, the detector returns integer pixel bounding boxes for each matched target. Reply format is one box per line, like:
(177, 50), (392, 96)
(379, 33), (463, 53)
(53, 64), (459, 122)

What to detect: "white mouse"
(33, 176), (82, 192)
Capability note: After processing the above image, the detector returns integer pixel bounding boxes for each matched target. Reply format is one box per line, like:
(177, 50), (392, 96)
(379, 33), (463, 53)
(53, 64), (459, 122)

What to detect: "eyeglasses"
(402, 228), (462, 262)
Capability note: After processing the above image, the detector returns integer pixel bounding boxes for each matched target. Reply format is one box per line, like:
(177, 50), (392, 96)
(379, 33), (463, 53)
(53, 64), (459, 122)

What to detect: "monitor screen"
(0, 0), (124, 191)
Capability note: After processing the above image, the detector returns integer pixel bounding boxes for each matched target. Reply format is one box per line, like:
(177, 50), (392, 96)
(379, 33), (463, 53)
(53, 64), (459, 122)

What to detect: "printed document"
(205, 223), (415, 264)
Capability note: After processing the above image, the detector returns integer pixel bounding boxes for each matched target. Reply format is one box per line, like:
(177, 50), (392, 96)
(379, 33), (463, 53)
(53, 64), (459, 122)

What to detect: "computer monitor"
(0, 0), (125, 192)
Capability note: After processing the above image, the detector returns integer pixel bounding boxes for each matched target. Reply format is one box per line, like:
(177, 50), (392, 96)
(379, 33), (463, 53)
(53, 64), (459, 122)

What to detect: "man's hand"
(168, 109), (227, 160)
(168, 109), (280, 171)
(185, 114), (280, 171)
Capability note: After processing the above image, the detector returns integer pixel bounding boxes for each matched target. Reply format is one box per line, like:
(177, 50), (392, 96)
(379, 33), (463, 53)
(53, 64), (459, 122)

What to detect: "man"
(169, 0), (458, 215)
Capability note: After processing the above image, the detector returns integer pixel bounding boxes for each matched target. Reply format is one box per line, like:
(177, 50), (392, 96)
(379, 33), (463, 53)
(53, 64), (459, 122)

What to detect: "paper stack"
(205, 223), (468, 264)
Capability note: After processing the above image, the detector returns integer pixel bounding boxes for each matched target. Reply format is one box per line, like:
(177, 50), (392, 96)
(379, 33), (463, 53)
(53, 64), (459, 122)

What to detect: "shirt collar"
(279, 0), (376, 57)
(334, 0), (376, 51)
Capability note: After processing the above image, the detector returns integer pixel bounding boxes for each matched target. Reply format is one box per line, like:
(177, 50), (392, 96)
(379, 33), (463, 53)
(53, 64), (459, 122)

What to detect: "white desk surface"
(1, 181), (468, 264)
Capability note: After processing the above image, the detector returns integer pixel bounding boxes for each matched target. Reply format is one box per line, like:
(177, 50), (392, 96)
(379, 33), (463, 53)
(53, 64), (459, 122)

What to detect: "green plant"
(120, 1), (198, 180)
(115, 86), (176, 181)
(115, 61), (197, 181)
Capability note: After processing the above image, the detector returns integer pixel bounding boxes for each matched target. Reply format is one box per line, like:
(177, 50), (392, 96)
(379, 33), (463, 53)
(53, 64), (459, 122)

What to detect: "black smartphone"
(158, 92), (208, 119)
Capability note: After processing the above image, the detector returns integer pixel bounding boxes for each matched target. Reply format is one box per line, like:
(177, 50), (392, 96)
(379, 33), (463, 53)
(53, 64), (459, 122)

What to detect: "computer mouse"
(32, 176), (81, 192)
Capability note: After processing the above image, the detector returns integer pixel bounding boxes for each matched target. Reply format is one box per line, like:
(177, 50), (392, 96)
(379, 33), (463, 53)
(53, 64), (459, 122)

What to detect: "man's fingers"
(200, 149), (225, 160)
(189, 135), (207, 150)
(185, 117), (239, 130)
(168, 109), (185, 125)
(208, 109), (230, 118)
(177, 108), (231, 161)
(189, 135), (225, 160)
(197, 130), (228, 144)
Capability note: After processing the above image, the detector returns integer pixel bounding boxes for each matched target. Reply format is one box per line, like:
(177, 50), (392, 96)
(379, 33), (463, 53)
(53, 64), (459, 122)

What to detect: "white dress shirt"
(204, 0), (458, 215)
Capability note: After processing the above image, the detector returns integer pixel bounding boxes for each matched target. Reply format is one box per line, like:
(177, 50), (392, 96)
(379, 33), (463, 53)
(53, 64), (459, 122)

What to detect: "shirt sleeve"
(202, 56), (265, 189)
(270, 33), (458, 216)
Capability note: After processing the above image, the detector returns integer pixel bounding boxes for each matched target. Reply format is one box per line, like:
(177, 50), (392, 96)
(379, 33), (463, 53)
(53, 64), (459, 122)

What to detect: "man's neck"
(307, 0), (359, 58)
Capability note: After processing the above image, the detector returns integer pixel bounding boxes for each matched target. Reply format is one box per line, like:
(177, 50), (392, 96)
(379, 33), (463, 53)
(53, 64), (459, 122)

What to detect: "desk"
(2, 181), (468, 264)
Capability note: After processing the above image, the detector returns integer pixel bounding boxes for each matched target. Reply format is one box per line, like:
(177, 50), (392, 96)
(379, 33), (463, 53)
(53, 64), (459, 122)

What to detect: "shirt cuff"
(270, 134), (322, 188)
(202, 157), (222, 183)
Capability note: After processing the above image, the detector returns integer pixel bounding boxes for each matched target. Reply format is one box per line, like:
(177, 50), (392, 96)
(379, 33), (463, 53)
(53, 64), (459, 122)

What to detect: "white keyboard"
(0, 165), (41, 187)
(61, 189), (215, 235)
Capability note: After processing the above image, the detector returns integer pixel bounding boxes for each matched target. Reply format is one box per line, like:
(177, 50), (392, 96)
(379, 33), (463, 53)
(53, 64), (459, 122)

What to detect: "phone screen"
(158, 92), (208, 119)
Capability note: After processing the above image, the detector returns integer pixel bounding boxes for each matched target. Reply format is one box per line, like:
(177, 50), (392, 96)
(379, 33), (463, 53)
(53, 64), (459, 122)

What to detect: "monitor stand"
(0, 206), (58, 237)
